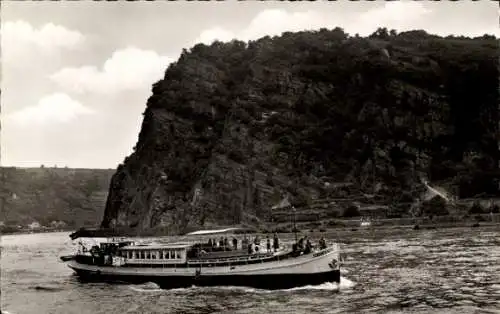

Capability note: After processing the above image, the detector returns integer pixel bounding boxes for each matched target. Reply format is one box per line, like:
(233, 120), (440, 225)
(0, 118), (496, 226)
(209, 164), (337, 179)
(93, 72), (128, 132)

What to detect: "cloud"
(193, 3), (433, 46)
(1, 20), (85, 63)
(193, 9), (335, 45)
(50, 47), (174, 95)
(353, 1), (432, 35)
(359, 1), (431, 24)
(6, 93), (94, 126)
(194, 27), (236, 45)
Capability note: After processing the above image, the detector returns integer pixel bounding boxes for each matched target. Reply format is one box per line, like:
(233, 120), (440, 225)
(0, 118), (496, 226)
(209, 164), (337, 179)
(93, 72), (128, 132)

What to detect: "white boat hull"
(68, 246), (341, 289)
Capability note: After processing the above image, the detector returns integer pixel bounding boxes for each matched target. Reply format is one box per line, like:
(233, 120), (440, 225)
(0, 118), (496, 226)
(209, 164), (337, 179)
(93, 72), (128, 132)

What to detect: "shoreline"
(2, 218), (499, 238)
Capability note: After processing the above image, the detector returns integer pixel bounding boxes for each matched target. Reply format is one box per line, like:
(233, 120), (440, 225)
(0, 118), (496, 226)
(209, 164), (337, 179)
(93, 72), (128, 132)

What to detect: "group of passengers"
(244, 234), (281, 254)
(204, 234), (328, 255)
(293, 236), (327, 254)
(206, 233), (281, 254)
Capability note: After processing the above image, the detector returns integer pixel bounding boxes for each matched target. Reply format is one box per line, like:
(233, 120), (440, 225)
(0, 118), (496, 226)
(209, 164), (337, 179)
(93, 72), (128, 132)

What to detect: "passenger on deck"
(298, 237), (304, 251)
(304, 239), (312, 254)
(266, 236), (271, 253)
(273, 233), (279, 252)
(247, 242), (252, 254)
(232, 237), (238, 250)
(219, 237), (224, 248)
(254, 235), (261, 246)
(224, 237), (229, 250)
(208, 239), (213, 247)
(242, 235), (249, 249)
(319, 237), (327, 250)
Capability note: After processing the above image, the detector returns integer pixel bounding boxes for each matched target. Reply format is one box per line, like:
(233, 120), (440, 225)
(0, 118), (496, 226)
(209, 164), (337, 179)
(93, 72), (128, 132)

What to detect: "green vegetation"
(0, 167), (114, 232)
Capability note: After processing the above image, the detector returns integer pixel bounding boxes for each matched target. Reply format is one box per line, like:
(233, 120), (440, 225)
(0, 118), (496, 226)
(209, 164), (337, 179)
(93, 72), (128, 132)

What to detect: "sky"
(1, 1), (498, 169)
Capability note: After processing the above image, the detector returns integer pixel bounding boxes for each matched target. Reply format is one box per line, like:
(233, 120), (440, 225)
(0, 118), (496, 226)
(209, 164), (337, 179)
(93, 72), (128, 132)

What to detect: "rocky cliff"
(101, 28), (499, 234)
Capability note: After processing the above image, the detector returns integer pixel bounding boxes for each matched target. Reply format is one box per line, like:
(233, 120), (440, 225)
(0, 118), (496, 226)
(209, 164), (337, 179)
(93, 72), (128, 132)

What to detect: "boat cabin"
(118, 243), (190, 264)
(71, 227), (290, 267)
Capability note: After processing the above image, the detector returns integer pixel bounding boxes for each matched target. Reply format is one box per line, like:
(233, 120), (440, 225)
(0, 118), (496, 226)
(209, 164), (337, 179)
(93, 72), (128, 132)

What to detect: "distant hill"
(0, 167), (114, 229)
(101, 27), (499, 235)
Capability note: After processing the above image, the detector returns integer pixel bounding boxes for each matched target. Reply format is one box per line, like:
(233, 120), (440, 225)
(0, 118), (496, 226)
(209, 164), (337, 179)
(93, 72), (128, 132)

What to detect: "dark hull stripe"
(73, 269), (341, 290)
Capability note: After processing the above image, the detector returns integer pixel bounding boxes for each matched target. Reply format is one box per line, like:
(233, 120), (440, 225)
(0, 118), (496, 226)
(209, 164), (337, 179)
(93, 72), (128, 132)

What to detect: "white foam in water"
(282, 276), (355, 292)
(338, 276), (356, 290)
(283, 281), (339, 292)
(211, 276), (356, 293)
(128, 277), (356, 293)
(128, 282), (163, 292)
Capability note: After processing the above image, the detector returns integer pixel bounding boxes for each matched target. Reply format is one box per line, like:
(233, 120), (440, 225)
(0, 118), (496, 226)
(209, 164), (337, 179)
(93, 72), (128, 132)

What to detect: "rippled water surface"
(2, 227), (500, 313)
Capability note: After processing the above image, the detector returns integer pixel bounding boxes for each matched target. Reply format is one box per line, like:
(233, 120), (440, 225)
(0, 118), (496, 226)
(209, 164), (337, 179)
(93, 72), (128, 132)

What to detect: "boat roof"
(69, 228), (136, 240)
(120, 242), (192, 250)
(185, 227), (253, 236)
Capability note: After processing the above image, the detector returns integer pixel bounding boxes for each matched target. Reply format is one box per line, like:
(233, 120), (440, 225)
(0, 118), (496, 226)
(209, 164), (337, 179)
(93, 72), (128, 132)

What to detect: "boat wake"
(281, 276), (355, 292)
(127, 277), (355, 293)
(128, 282), (163, 292)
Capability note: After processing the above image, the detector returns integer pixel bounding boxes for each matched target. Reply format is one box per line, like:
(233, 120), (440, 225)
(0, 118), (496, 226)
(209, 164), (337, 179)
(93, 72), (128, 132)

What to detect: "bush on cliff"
(343, 205), (361, 218)
(469, 201), (485, 214)
(422, 196), (449, 216)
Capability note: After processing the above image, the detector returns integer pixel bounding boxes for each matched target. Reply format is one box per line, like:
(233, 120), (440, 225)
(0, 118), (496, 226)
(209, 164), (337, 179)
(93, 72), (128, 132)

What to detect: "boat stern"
(59, 255), (75, 262)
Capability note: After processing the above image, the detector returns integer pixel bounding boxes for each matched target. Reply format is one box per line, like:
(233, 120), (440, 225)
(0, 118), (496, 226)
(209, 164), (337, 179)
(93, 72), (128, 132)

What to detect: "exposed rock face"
(101, 29), (498, 234)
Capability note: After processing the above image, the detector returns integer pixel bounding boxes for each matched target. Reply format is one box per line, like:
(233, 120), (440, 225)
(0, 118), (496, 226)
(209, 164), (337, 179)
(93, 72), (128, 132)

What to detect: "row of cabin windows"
(120, 250), (182, 260)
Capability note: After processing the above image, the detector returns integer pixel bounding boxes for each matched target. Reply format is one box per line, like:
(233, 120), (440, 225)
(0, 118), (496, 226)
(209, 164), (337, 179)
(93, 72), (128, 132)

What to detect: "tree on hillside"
(0, 167), (17, 217)
(82, 175), (101, 198)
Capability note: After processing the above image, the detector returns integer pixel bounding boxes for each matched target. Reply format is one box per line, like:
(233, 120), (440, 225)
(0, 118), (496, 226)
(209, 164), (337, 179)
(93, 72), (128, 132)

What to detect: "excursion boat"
(61, 227), (341, 290)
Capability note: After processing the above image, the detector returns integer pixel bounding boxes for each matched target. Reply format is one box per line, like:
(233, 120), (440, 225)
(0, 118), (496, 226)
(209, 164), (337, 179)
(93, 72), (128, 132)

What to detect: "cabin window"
(176, 250), (181, 259)
(159, 251), (163, 259)
(141, 251), (145, 259)
(135, 252), (139, 259)
(147, 252), (151, 259)
(152, 251), (156, 259)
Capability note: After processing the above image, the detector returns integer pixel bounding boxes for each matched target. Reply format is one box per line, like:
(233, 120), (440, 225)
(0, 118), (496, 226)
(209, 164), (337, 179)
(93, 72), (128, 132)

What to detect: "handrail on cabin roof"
(184, 227), (256, 236)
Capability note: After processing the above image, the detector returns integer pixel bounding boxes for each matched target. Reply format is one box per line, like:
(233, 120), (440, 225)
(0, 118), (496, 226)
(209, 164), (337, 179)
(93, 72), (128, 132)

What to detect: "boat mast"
(292, 206), (298, 243)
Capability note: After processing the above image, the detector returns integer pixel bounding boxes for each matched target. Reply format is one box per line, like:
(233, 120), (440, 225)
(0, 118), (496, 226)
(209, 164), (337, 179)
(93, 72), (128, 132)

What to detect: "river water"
(1, 227), (499, 314)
